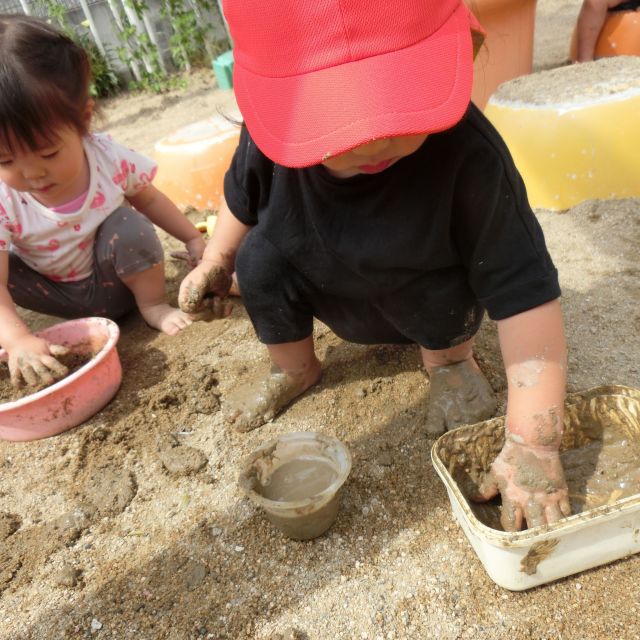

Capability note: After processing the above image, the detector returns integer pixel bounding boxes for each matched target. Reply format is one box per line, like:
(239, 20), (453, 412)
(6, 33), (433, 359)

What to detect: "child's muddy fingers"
(211, 296), (232, 319)
(523, 499), (545, 529)
(178, 282), (206, 314)
(187, 308), (214, 322)
(543, 501), (564, 524)
(16, 359), (39, 387)
(9, 365), (24, 388)
(500, 498), (522, 532)
(31, 359), (58, 387)
(559, 494), (572, 517)
(170, 250), (190, 262)
(41, 355), (69, 380)
(474, 470), (499, 502)
(48, 344), (70, 357)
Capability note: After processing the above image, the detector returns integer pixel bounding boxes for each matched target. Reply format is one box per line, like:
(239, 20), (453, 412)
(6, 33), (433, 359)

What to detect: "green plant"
(116, 0), (172, 92)
(161, 0), (220, 70)
(34, 0), (121, 98)
(83, 39), (120, 97)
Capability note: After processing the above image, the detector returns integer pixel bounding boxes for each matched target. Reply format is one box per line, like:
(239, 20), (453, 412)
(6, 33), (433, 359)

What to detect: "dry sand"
(2, 1), (640, 638)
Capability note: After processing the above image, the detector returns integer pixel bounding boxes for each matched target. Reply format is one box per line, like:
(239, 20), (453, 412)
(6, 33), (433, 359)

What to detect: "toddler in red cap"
(179, 0), (570, 531)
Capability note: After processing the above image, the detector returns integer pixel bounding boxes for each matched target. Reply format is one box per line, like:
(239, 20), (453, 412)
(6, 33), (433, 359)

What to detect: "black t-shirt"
(224, 104), (560, 321)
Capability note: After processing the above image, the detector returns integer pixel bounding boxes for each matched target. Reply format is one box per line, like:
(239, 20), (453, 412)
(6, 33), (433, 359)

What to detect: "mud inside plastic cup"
(238, 432), (352, 540)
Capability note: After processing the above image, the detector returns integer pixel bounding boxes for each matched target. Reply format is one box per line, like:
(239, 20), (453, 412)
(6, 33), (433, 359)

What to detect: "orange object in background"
(153, 114), (241, 211)
(570, 10), (640, 61)
(465, 0), (538, 109)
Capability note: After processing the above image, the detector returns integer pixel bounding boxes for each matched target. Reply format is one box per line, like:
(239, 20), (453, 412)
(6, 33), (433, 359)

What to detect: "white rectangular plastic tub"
(431, 385), (640, 590)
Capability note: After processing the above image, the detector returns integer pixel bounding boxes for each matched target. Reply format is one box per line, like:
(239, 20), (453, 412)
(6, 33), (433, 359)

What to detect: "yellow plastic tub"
(485, 57), (640, 210)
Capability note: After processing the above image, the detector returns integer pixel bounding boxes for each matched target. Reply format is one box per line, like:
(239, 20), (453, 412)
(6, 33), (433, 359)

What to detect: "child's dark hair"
(0, 14), (92, 153)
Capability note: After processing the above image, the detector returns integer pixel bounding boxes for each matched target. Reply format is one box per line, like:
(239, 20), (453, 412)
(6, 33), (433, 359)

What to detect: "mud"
(0, 350), (94, 402)
(440, 389), (640, 530)
(225, 368), (311, 432)
(259, 457), (338, 502)
(158, 438), (209, 476)
(425, 361), (497, 435)
(0, 512), (20, 541)
(79, 468), (137, 517)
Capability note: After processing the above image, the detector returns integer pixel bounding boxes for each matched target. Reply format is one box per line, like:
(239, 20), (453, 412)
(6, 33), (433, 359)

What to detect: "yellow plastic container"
(484, 57), (640, 210)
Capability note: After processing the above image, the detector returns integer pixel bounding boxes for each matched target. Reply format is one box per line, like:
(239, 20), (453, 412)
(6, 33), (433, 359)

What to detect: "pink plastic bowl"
(0, 317), (122, 442)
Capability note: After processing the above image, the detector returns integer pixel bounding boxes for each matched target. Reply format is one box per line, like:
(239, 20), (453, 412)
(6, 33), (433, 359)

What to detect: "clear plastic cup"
(238, 432), (352, 540)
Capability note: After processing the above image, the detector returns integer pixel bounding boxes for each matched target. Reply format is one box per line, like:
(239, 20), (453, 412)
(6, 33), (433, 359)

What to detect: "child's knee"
(95, 207), (164, 274)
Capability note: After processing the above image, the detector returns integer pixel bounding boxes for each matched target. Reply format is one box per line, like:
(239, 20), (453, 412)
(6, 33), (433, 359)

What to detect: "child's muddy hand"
(425, 361), (496, 435)
(188, 296), (233, 322)
(472, 437), (571, 531)
(171, 236), (207, 269)
(8, 335), (69, 388)
(178, 262), (231, 314)
(185, 236), (206, 268)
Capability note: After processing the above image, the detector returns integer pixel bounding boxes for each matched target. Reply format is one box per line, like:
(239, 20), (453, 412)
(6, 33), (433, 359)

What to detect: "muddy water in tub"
(445, 417), (640, 531)
(260, 457), (338, 502)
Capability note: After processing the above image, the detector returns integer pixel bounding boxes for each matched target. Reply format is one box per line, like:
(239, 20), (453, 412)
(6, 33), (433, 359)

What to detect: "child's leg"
(223, 229), (325, 431)
(421, 337), (496, 435)
(95, 207), (193, 336)
(225, 336), (322, 432)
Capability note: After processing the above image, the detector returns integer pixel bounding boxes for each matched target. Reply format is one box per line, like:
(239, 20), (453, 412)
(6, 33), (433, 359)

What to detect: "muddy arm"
(476, 299), (571, 530)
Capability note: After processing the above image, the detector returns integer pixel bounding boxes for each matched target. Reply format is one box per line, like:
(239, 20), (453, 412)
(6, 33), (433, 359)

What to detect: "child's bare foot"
(139, 303), (193, 336)
(225, 363), (321, 432)
(425, 360), (496, 436)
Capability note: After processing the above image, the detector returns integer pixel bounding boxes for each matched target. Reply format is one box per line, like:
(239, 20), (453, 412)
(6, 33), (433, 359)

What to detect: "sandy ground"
(2, 1), (640, 638)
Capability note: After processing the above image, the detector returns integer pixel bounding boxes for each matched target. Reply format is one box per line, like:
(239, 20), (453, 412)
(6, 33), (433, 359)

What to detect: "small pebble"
(53, 564), (80, 588)
(90, 618), (102, 631)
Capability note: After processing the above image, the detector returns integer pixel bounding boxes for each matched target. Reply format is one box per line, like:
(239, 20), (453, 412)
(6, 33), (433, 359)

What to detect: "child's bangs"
(0, 70), (81, 153)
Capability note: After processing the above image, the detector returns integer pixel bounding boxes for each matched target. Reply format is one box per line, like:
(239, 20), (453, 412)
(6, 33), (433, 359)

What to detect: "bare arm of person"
(0, 251), (68, 387)
(576, 0), (627, 62)
(178, 197), (251, 316)
(474, 299), (571, 531)
(128, 185), (205, 267)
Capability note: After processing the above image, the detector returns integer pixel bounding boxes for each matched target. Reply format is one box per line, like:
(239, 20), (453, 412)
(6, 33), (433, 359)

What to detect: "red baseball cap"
(223, 0), (483, 168)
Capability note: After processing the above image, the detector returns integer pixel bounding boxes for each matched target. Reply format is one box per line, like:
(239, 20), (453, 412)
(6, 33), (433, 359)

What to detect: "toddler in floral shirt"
(0, 14), (205, 387)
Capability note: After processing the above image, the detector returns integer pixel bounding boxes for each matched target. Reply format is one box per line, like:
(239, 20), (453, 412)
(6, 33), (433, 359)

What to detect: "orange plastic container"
(570, 10), (640, 61)
(153, 115), (241, 211)
(465, 0), (537, 109)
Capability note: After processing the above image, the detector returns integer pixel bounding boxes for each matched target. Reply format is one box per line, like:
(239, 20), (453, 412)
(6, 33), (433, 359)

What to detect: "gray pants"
(8, 207), (164, 320)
